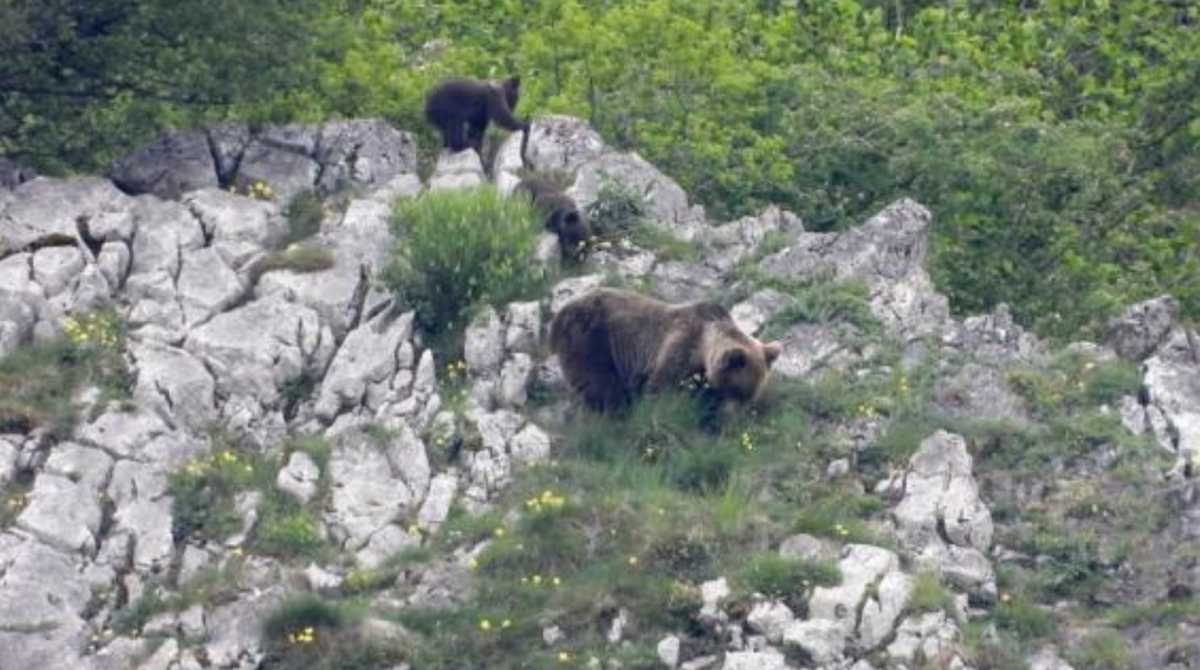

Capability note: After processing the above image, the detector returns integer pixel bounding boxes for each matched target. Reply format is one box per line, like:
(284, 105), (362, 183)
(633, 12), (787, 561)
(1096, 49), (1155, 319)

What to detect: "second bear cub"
(515, 175), (591, 262)
(550, 288), (783, 413)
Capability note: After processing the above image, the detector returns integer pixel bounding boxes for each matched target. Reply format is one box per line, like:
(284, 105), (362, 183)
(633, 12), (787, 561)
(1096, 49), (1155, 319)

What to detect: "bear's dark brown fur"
(549, 288), (782, 413)
(515, 175), (591, 262)
(424, 76), (528, 155)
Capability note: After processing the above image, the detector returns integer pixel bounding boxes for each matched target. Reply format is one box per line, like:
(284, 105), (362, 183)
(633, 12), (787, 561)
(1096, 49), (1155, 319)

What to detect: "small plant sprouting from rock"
(907, 570), (955, 616)
(585, 174), (647, 238)
(283, 190), (324, 244)
(168, 445), (264, 542)
(0, 308), (131, 438)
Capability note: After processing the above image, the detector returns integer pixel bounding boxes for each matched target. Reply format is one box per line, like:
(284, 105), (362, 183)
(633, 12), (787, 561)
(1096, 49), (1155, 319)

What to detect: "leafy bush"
(384, 186), (545, 337)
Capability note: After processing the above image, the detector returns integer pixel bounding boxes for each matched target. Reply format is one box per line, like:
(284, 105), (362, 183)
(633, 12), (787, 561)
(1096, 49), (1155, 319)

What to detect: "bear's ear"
(719, 348), (748, 373)
(762, 341), (782, 367)
(508, 75), (521, 88)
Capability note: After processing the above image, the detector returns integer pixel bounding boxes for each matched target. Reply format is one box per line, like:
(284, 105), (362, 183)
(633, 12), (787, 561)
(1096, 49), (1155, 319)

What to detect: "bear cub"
(424, 76), (528, 155)
(515, 175), (591, 262)
(550, 288), (783, 413)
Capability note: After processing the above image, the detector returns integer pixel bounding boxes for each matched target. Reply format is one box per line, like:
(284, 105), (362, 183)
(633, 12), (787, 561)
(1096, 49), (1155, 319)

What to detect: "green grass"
(994, 594), (1057, 641)
(0, 309), (131, 439)
(628, 222), (702, 262)
(285, 433), (333, 470)
(260, 595), (408, 670)
(251, 492), (327, 559)
(1069, 629), (1131, 670)
(384, 185), (547, 342)
(1106, 597), (1200, 629)
(733, 553), (841, 614)
(283, 190), (324, 244)
(907, 571), (955, 617)
(255, 245), (337, 279)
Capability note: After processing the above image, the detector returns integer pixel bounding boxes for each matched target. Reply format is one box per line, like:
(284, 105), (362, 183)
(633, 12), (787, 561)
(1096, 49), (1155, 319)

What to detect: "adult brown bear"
(514, 175), (591, 262)
(550, 288), (782, 413)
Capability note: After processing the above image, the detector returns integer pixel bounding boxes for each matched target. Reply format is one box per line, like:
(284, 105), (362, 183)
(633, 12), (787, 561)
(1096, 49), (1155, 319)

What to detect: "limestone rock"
(746, 600), (796, 643)
(761, 198), (949, 339)
(314, 119), (418, 194)
(550, 274), (605, 315)
(17, 473), (104, 554)
(465, 306), (505, 376)
(494, 115), (609, 195)
(942, 304), (1045, 366)
(885, 611), (961, 665)
(236, 139), (321, 205)
(782, 618), (846, 665)
(184, 293), (335, 411)
(1105, 295), (1180, 362)
(809, 544), (911, 653)
(891, 431), (996, 600)
(1, 177), (129, 252)
(572, 152), (703, 238)
(504, 301), (542, 353)
(0, 536), (92, 667)
(277, 451), (321, 504)
(110, 130), (219, 198)
(183, 188), (287, 269)
(130, 340), (218, 431)
(326, 427), (428, 550)
(315, 311), (414, 421)
(417, 472), (459, 531)
(429, 150), (485, 191)
(720, 650), (789, 670)
(498, 353), (534, 408)
(658, 635), (682, 668)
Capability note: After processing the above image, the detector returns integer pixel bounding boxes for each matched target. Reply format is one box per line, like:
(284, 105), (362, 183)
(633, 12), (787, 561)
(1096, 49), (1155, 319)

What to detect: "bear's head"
(550, 206), (591, 261)
(699, 309), (782, 404)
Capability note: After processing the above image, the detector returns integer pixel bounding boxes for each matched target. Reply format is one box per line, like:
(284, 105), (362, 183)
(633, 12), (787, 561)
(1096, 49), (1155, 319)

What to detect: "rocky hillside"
(1, 116), (1198, 670)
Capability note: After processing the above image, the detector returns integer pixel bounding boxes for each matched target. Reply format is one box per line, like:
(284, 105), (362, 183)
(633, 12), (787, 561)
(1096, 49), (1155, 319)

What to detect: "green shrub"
(283, 190), (324, 244)
(628, 223), (702, 262)
(384, 186), (545, 337)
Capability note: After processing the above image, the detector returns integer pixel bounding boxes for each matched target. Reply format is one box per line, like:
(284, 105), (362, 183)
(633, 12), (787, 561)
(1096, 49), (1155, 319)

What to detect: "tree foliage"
(4, 0), (1198, 338)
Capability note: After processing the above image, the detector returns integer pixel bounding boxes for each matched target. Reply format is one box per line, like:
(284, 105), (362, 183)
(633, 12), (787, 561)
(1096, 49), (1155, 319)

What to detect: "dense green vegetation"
(384, 185), (547, 341)
(4, 1), (1198, 336)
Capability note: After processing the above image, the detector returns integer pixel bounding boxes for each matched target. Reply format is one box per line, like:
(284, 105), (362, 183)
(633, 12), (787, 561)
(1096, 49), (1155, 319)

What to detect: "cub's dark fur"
(550, 288), (782, 413)
(424, 76), (528, 155)
(515, 175), (591, 262)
